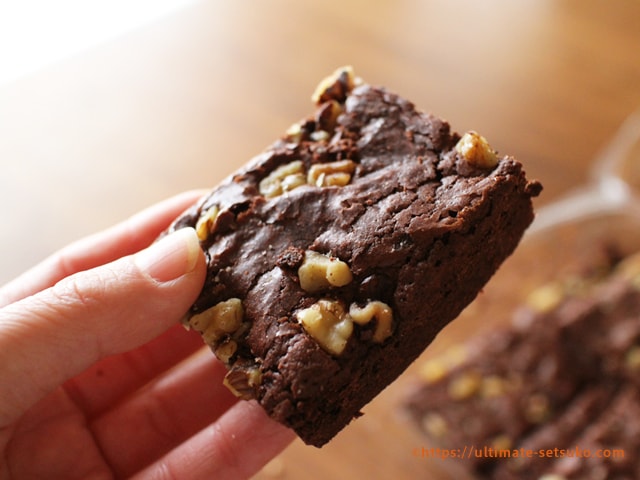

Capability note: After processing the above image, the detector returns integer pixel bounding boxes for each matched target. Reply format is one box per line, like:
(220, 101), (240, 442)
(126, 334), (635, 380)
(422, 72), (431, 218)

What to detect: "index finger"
(0, 190), (205, 307)
(131, 400), (295, 480)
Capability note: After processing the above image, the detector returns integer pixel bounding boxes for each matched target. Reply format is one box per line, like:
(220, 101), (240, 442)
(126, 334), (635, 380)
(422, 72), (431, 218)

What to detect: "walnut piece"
(214, 339), (238, 364)
(490, 434), (513, 451)
(418, 358), (448, 384)
(259, 160), (306, 198)
(421, 413), (448, 438)
(285, 122), (304, 144)
(526, 282), (565, 313)
(455, 131), (498, 168)
(307, 159), (356, 187)
(195, 205), (220, 242)
(348, 300), (393, 342)
(297, 299), (354, 356)
(311, 65), (358, 105)
(259, 158), (356, 198)
(223, 366), (262, 400)
(447, 370), (482, 400)
(187, 298), (244, 346)
(298, 250), (353, 293)
(480, 375), (510, 398)
(296, 298), (395, 355)
(418, 345), (469, 383)
(310, 130), (330, 142)
(315, 99), (343, 133)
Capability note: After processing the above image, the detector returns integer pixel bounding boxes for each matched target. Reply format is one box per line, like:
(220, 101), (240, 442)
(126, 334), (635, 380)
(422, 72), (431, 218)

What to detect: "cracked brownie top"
(168, 67), (541, 446)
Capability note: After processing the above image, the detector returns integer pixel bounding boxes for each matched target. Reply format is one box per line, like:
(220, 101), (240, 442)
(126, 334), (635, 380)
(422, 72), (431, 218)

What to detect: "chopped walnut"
(285, 122), (304, 144)
(298, 250), (353, 293)
(418, 346), (469, 383)
(480, 375), (509, 398)
(195, 205), (220, 242)
(297, 299), (354, 356)
(307, 160), (356, 187)
(315, 99), (343, 133)
(259, 160), (306, 198)
(526, 282), (565, 313)
(447, 370), (482, 400)
(259, 158), (357, 198)
(311, 65), (358, 105)
(490, 434), (513, 451)
(223, 366), (262, 400)
(422, 413), (448, 438)
(296, 298), (395, 355)
(348, 300), (393, 342)
(187, 298), (244, 346)
(455, 131), (498, 168)
(214, 339), (238, 364)
(310, 130), (330, 142)
(418, 358), (448, 384)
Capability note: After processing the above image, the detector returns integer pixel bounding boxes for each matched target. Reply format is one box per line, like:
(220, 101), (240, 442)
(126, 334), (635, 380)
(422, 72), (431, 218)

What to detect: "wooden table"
(1, 1), (639, 478)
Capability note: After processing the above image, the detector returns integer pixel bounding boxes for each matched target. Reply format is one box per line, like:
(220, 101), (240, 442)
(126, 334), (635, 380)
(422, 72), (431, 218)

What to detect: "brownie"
(559, 273), (640, 385)
(403, 251), (640, 476)
(492, 385), (618, 479)
(545, 386), (640, 479)
(168, 66), (541, 447)
(403, 315), (585, 472)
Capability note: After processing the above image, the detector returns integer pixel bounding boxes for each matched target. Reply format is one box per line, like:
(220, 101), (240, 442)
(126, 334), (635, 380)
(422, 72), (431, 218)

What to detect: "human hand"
(0, 191), (294, 480)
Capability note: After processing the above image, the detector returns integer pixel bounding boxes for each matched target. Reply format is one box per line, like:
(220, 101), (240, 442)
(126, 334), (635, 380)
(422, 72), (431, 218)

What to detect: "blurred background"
(0, 1), (639, 478)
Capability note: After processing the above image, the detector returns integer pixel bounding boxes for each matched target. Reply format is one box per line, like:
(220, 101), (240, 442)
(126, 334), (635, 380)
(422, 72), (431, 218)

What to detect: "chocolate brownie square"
(169, 67), (541, 446)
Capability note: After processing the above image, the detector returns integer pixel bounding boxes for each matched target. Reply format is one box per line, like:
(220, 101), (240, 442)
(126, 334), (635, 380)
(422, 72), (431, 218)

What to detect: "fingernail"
(135, 228), (201, 283)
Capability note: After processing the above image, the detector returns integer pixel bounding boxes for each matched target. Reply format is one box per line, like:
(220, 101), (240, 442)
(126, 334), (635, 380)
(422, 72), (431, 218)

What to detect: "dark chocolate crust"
(169, 69), (541, 446)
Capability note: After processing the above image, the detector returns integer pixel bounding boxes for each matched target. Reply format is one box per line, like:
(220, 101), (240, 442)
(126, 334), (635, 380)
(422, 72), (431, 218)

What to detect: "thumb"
(0, 227), (206, 426)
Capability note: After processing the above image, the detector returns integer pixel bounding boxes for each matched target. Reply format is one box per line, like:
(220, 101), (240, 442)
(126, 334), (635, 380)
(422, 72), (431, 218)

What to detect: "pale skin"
(0, 191), (295, 480)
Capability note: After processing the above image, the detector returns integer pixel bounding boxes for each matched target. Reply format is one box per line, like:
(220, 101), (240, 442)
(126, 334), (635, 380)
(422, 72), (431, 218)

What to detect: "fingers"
(131, 400), (296, 480)
(63, 323), (204, 419)
(0, 227), (206, 427)
(0, 190), (205, 308)
(90, 349), (239, 478)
